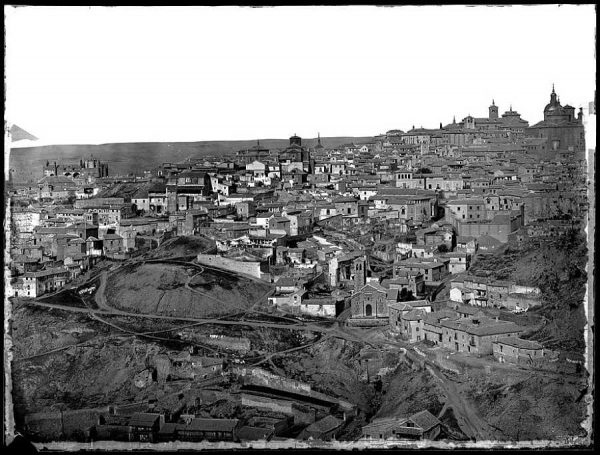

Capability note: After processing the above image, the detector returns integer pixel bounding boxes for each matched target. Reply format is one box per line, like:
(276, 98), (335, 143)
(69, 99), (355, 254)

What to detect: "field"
(104, 262), (271, 318)
(8, 136), (374, 181)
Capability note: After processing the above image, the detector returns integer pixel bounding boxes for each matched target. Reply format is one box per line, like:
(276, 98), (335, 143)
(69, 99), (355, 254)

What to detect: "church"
(526, 85), (585, 154)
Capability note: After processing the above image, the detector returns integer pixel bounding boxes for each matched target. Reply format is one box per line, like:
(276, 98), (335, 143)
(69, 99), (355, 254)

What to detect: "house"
(175, 418), (240, 442)
(246, 415), (291, 437)
(396, 259), (448, 286)
(275, 277), (305, 293)
(492, 337), (544, 364)
(268, 289), (307, 310)
(300, 415), (343, 441)
(128, 412), (165, 443)
(102, 233), (123, 254)
(132, 189), (150, 213)
(300, 297), (337, 318)
(399, 309), (426, 342)
(422, 309), (458, 346)
(441, 316), (524, 355)
(362, 410), (441, 441)
(235, 201), (257, 219)
(190, 356), (224, 379)
(384, 270), (425, 296)
(388, 302), (412, 331)
(455, 235), (477, 254)
(443, 252), (471, 274)
(19, 267), (70, 298)
(332, 196), (359, 217)
(86, 236), (104, 257)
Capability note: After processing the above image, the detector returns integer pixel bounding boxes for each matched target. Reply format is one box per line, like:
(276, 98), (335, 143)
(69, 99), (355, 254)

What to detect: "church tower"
(489, 100), (499, 120)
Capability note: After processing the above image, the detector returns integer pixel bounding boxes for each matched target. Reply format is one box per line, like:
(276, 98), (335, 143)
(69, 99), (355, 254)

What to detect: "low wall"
(433, 350), (462, 374)
(346, 317), (390, 327)
(200, 335), (251, 352)
(196, 254), (263, 280)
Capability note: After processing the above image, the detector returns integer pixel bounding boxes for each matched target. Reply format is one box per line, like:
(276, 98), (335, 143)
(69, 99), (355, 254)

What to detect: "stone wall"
(196, 254), (266, 280)
(234, 367), (311, 394)
(240, 393), (294, 415)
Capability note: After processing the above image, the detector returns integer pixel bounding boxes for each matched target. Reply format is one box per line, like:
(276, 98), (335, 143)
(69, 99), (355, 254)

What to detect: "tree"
(437, 244), (449, 253)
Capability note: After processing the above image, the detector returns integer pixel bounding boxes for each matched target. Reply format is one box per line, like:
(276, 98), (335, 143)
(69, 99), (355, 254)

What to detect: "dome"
(544, 102), (561, 113)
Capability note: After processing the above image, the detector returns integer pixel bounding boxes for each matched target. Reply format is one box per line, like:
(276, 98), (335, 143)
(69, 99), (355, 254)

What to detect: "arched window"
(365, 304), (372, 317)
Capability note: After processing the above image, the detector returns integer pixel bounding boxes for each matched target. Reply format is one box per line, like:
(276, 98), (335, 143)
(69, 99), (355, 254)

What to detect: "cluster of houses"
(9, 93), (583, 360)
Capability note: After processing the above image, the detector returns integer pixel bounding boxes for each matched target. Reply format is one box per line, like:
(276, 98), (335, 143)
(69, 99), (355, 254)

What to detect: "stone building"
(526, 85), (585, 154)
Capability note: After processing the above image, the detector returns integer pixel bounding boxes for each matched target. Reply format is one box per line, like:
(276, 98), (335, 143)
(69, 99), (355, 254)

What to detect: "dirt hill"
(105, 262), (270, 319)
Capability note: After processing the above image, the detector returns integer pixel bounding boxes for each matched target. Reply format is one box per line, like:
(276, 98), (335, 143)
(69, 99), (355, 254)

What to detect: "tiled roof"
(409, 410), (441, 432)
(305, 415), (342, 434)
(128, 413), (161, 427)
(495, 336), (543, 350)
(402, 309), (425, 321)
(187, 418), (239, 432)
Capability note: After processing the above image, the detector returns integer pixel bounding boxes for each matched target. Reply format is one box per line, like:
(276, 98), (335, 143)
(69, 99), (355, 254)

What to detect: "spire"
(453, 115), (456, 124)
(550, 84), (558, 104)
(492, 99), (495, 106)
(318, 132), (321, 146)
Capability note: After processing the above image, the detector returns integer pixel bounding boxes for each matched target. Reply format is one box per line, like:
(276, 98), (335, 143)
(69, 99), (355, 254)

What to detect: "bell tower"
(489, 99), (499, 120)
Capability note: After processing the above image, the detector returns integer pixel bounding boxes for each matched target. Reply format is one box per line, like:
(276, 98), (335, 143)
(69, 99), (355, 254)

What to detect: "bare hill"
(105, 262), (270, 319)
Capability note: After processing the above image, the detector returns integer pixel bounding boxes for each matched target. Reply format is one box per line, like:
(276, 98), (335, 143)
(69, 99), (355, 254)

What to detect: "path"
(22, 299), (339, 335)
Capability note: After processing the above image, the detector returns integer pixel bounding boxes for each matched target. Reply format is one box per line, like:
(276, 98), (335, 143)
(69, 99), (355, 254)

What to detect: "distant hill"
(7, 136), (374, 182)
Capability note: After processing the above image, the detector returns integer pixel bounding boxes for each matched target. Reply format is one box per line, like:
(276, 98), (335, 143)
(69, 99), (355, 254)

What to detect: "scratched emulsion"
(4, 4), (595, 452)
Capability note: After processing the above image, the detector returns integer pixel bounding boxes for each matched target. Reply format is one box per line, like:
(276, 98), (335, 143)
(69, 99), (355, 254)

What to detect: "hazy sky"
(5, 5), (596, 145)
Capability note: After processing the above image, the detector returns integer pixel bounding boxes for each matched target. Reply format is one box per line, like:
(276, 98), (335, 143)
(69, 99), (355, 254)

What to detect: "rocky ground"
(460, 363), (589, 441)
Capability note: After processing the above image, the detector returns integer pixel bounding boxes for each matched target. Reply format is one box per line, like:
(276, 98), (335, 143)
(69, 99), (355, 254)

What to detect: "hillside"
(8, 136), (374, 182)
(468, 230), (588, 355)
(104, 261), (271, 319)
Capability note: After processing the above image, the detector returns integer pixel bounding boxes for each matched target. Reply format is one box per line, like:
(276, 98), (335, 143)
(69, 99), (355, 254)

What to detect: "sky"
(5, 4), (597, 146)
